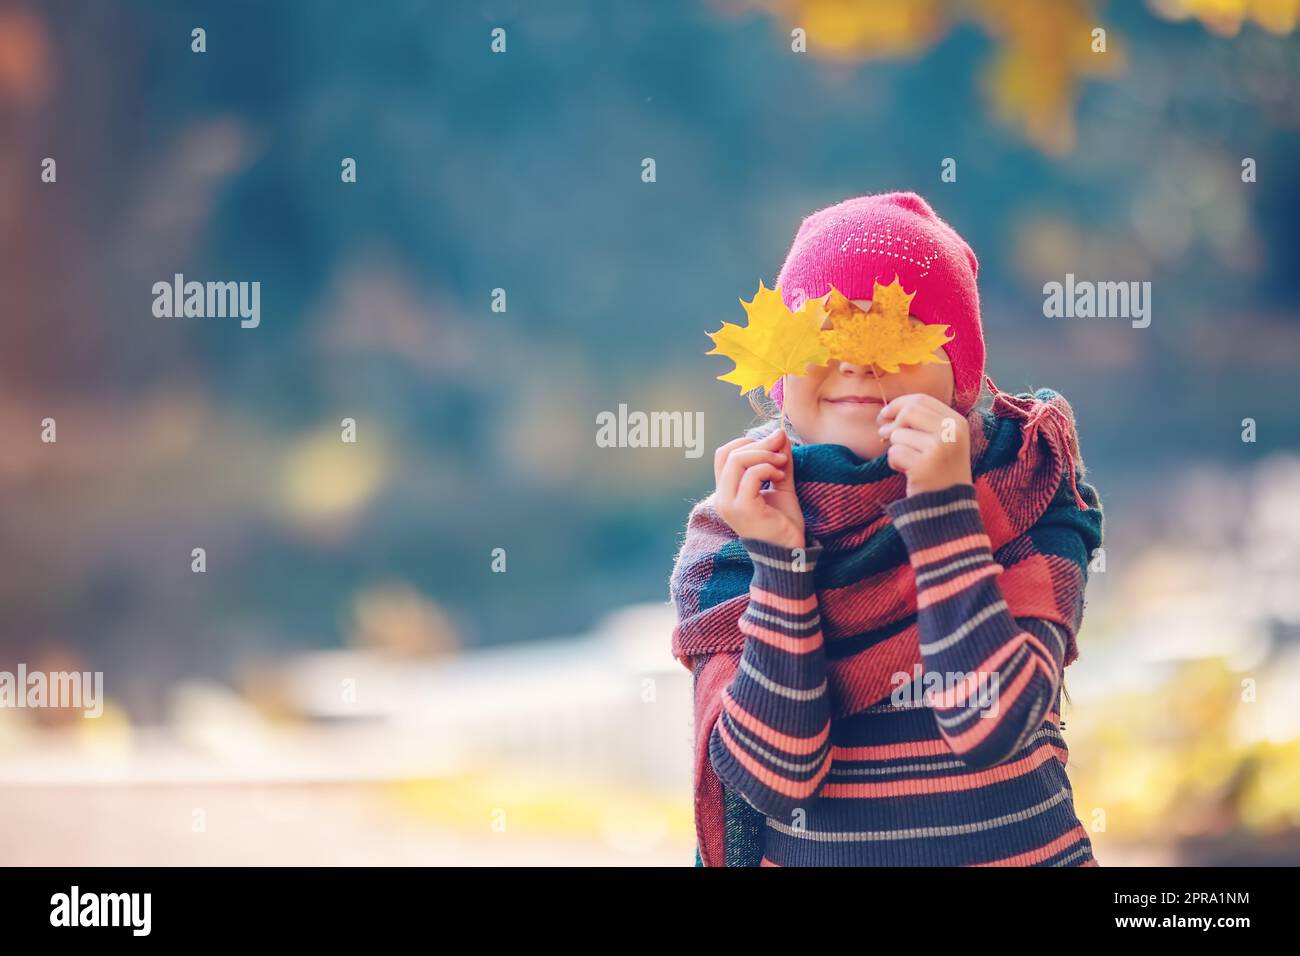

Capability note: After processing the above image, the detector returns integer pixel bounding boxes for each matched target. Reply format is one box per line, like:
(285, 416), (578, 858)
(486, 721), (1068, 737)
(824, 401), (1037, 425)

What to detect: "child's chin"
(818, 429), (885, 460)
(848, 441), (888, 461)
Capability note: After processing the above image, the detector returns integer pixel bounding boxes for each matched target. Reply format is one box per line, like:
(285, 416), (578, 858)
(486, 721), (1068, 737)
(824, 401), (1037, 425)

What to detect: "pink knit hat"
(770, 191), (984, 414)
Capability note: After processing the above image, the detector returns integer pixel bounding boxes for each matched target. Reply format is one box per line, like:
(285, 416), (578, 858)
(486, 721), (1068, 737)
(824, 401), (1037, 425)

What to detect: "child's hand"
(712, 429), (805, 551)
(876, 393), (973, 496)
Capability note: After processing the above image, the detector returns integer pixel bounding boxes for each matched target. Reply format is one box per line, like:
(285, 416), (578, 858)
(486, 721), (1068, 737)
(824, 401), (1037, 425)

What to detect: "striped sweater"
(706, 482), (1097, 866)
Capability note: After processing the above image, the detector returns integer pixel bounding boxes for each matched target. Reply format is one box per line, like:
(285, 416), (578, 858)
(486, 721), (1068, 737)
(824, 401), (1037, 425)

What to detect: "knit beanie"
(770, 191), (985, 414)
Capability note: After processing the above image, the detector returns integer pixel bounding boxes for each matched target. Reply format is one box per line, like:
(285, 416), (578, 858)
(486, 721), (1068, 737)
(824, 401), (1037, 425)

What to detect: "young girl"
(670, 191), (1103, 867)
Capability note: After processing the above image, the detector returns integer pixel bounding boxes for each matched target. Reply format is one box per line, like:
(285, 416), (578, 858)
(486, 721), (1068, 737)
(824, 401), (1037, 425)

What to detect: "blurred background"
(1, 0), (1299, 865)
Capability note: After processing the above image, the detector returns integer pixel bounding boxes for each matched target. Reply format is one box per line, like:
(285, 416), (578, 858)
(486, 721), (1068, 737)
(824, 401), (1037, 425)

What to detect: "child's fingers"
(719, 448), (788, 501)
(886, 441), (922, 472)
(882, 426), (933, 452)
(714, 435), (757, 483)
(752, 429), (788, 461)
(879, 399), (945, 435)
(763, 429), (791, 465)
(879, 391), (950, 423)
(737, 462), (784, 502)
(880, 391), (931, 416)
(876, 394), (908, 424)
(725, 449), (788, 477)
(769, 452), (797, 493)
(722, 429), (780, 481)
(766, 434), (797, 490)
(713, 430), (786, 483)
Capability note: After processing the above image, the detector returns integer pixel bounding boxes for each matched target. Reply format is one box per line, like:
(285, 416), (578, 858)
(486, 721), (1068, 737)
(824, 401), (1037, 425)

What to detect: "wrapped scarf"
(669, 379), (1103, 866)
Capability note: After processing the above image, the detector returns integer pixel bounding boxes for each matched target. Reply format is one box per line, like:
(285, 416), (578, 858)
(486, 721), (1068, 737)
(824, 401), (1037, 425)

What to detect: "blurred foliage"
(744, 0), (1126, 153)
(391, 766), (691, 849)
(1149, 0), (1300, 36)
(0, 0), (1297, 719)
(1072, 659), (1300, 857)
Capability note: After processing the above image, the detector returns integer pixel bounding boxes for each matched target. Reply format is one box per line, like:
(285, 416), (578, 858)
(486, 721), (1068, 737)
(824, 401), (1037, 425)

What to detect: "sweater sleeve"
(884, 482), (1079, 770)
(706, 538), (834, 822)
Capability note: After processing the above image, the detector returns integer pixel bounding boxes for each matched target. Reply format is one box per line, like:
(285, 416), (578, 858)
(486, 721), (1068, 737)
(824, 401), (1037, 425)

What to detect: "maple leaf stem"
(871, 367), (887, 403)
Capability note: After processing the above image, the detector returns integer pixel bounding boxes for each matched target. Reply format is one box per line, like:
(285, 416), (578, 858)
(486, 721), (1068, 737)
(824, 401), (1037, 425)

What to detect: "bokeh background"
(2, 0), (1299, 864)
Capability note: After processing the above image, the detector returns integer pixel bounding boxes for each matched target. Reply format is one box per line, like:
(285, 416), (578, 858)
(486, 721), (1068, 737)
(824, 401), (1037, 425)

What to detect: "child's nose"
(837, 359), (886, 377)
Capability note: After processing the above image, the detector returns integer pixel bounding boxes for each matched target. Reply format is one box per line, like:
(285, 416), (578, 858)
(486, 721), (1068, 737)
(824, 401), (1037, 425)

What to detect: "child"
(670, 191), (1103, 866)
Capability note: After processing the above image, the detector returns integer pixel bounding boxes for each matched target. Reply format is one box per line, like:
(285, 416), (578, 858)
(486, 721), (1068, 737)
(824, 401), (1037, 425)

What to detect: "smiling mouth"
(825, 395), (884, 405)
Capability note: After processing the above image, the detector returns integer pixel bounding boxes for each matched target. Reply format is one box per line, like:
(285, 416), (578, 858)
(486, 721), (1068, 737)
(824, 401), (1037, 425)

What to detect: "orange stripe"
(721, 688), (830, 755)
(750, 584), (817, 614)
(832, 738), (954, 761)
(819, 742), (1067, 798)
(761, 856), (781, 866)
(826, 626), (924, 716)
(936, 655), (1039, 752)
(1021, 628), (1063, 681)
(910, 533), (992, 567)
(715, 716), (834, 799)
(917, 563), (1002, 608)
(929, 630), (1061, 726)
(925, 670), (1001, 710)
(738, 617), (824, 654)
(969, 824), (1092, 866)
(926, 631), (1031, 709)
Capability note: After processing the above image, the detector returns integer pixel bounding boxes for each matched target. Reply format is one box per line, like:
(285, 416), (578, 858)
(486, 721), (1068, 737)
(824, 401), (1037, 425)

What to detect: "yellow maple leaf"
(820, 275), (953, 373)
(706, 281), (831, 394)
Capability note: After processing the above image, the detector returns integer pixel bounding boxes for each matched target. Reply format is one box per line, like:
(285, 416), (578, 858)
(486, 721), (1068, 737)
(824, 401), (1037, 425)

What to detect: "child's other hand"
(712, 429), (805, 551)
(876, 393), (973, 497)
